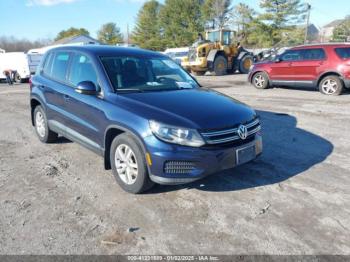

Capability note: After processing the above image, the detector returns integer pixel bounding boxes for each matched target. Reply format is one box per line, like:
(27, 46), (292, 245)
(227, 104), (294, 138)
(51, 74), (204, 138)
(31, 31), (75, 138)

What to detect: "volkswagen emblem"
(237, 125), (248, 140)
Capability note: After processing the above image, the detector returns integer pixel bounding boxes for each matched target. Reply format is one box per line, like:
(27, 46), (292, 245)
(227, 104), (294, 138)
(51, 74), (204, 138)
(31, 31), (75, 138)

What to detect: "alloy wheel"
(321, 79), (338, 95)
(115, 144), (138, 185)
(35, 111), (46, 138)
(254, 74), (265, 88)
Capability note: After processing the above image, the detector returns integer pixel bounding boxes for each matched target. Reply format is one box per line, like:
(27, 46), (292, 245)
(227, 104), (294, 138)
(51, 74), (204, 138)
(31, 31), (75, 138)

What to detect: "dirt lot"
(0, 75), (349, 255)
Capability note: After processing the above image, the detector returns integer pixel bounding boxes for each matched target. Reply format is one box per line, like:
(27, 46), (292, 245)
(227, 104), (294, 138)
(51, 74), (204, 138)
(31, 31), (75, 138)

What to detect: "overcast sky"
(0, 0), (349, 40)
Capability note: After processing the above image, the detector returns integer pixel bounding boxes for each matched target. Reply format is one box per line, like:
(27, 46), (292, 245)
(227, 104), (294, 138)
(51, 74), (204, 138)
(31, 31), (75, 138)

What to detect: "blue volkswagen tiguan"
(30, 46), (262, 193)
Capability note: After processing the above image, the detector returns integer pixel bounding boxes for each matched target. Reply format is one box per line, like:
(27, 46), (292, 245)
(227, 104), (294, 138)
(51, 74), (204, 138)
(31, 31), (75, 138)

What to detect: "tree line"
(1, 0), (349, 52)
(132, 0), (309, 50)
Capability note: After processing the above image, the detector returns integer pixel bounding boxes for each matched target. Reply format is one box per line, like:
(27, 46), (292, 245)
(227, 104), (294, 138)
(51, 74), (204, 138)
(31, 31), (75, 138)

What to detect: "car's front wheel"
(34, 105), (58, 143)
(319, 75), (343, 95)
(110, 134), (154, 194)
(252, 72), (269, 89)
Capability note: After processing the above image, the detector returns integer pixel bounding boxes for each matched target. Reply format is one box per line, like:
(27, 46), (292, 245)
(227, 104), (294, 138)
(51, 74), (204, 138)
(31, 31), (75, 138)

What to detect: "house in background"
(52, 34), (102, 46)
(306, 24), (320, 43)
(320, 19), (344, 42)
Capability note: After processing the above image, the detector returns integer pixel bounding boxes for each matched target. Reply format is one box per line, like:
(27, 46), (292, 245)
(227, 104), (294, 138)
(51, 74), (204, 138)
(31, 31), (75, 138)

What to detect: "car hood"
(117, 88), (257, 130)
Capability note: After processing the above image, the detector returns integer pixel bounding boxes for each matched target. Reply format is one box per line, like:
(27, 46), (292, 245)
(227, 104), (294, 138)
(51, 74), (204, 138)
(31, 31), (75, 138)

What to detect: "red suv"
(248, 44), (350, 95)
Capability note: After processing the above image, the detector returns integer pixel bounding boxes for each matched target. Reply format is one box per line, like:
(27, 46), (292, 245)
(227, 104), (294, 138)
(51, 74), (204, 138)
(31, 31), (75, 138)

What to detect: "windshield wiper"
(116, 88), (145, 93)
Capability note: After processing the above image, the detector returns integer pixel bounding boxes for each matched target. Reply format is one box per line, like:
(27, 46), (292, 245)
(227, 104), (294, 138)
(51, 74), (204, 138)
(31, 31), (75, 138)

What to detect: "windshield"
(100, 56), (198, 92)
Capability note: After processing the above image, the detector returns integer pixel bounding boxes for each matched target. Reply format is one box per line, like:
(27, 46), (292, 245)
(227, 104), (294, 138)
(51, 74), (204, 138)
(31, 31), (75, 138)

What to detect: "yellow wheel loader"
(181, 29), (254, 76)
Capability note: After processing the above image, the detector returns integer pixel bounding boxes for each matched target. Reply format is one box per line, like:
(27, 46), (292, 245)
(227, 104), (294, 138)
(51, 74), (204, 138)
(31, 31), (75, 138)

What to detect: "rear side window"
(68, 53), (98, 89)
(42, 52), (53, 76)
(335, 48), (350, 59)
(51, 52), (71, 82)
(302, 48), (326, 60)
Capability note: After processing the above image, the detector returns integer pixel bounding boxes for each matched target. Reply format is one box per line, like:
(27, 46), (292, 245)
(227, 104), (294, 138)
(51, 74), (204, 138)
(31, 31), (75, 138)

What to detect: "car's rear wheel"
(110, 133), (154, 194)
(14, 72), (23, 83)
(34, 106), (58, 143)
(319, 75), (343, 95)
(252, 72), (269, 89)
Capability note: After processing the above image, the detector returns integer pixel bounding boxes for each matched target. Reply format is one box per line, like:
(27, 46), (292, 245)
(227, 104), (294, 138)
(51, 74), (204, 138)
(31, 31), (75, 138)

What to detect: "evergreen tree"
(132, 0), (164, 50)
(232, 3), (256, 45)
(160, 0), (204, 48)
(202, 0), (232, 29)
(55, 27), (90, 41)
(259, 0), (307, 45)
(97, 23), (123, 45)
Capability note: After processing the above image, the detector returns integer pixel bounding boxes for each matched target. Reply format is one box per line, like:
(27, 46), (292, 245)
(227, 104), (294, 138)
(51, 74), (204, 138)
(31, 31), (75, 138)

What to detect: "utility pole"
(304, 3), (311, 44)
(126, 23), (130, 45)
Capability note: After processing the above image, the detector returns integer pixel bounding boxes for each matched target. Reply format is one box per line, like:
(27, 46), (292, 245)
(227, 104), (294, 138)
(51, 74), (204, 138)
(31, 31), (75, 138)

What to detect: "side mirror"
(75, 81), (97, 95)
(275, 57), (282, 63)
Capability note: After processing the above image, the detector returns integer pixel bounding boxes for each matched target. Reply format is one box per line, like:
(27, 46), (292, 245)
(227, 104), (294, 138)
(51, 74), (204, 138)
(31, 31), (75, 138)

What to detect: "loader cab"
(206, 30), (235, 45)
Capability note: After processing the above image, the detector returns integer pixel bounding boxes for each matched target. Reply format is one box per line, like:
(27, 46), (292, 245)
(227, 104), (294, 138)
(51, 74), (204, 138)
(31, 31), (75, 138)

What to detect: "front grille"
(188, 47), (197, 62)
(200, 118), (261, 145)
(164, 161), (196, 174)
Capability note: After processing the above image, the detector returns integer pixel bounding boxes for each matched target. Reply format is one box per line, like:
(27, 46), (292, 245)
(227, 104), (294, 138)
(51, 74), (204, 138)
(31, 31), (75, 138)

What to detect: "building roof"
(323, 19), (344, 28)
(53, 34), (101, 45)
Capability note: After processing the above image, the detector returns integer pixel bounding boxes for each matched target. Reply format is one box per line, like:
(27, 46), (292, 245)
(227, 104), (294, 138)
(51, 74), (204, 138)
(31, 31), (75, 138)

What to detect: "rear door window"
(302, 48), (326, 60)
(335, 48), (350, 59)
(51, 51), (71, 82)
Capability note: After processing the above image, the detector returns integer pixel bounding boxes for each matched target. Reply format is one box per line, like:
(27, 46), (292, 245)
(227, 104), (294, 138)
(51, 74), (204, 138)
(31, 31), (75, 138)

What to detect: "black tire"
(212, 55), (227, 76)
(33, 105), (58, 143)
(319, 75), (344, 96)
(252, 72), (269, 89)
(239, 55), (254, 74)
(191, 70), (206, 76)
(110, 133), (154, 194)
(14, 72), (22, 83)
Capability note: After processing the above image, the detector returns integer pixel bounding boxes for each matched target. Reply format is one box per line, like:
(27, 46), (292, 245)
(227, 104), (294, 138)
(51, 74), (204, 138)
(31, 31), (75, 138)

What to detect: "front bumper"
(145, 134), (263, 185)
(181, 58), (207, 71)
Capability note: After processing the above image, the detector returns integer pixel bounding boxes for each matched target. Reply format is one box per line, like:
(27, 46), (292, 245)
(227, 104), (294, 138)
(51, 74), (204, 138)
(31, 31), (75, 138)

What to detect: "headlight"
(149, 120), (205, 147)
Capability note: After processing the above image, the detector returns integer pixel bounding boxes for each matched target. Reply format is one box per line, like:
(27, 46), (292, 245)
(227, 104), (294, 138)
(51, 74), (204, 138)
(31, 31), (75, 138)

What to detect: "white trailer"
(0, 52), (31, 83)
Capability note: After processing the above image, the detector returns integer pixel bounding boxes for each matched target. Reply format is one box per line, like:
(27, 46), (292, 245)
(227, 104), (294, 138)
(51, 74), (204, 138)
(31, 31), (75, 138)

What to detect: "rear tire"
(212, 55), (227, 76)
(319, 75), (343, 96)
(110, 133), (154, 194)
(34, 105), (58, 143)
(252, 72), (269, 89)
(239, 55), (253, 74)
(14, 72), (22, 83)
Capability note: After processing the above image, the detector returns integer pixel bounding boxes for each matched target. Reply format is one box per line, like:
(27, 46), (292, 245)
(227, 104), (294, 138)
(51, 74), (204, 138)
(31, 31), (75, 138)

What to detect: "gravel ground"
(0, 75), (349, 255)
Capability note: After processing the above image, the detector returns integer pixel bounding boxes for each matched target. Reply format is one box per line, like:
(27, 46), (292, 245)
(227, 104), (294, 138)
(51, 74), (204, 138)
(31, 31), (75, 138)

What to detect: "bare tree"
(0, 36), (52, 52)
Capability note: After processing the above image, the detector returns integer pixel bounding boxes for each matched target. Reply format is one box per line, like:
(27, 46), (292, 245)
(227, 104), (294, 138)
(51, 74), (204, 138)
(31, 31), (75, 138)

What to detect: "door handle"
(63, 95), (70, 101)
(288, 63), (293, 66)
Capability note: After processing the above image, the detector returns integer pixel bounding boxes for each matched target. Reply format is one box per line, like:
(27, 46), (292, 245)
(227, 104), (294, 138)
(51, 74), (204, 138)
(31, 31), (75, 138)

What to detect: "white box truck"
(0, 52), (31, 83)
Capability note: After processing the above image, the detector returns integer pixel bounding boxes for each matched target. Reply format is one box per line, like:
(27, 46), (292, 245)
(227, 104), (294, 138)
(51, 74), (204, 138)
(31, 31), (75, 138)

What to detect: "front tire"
(110, 134), (154, 194)
(212, 55), (227, 76)
(319, 75), (343, 95)
(239, 55), (253, 74)
(34, 106), (58, 143)
(252, 72), (269, 89)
